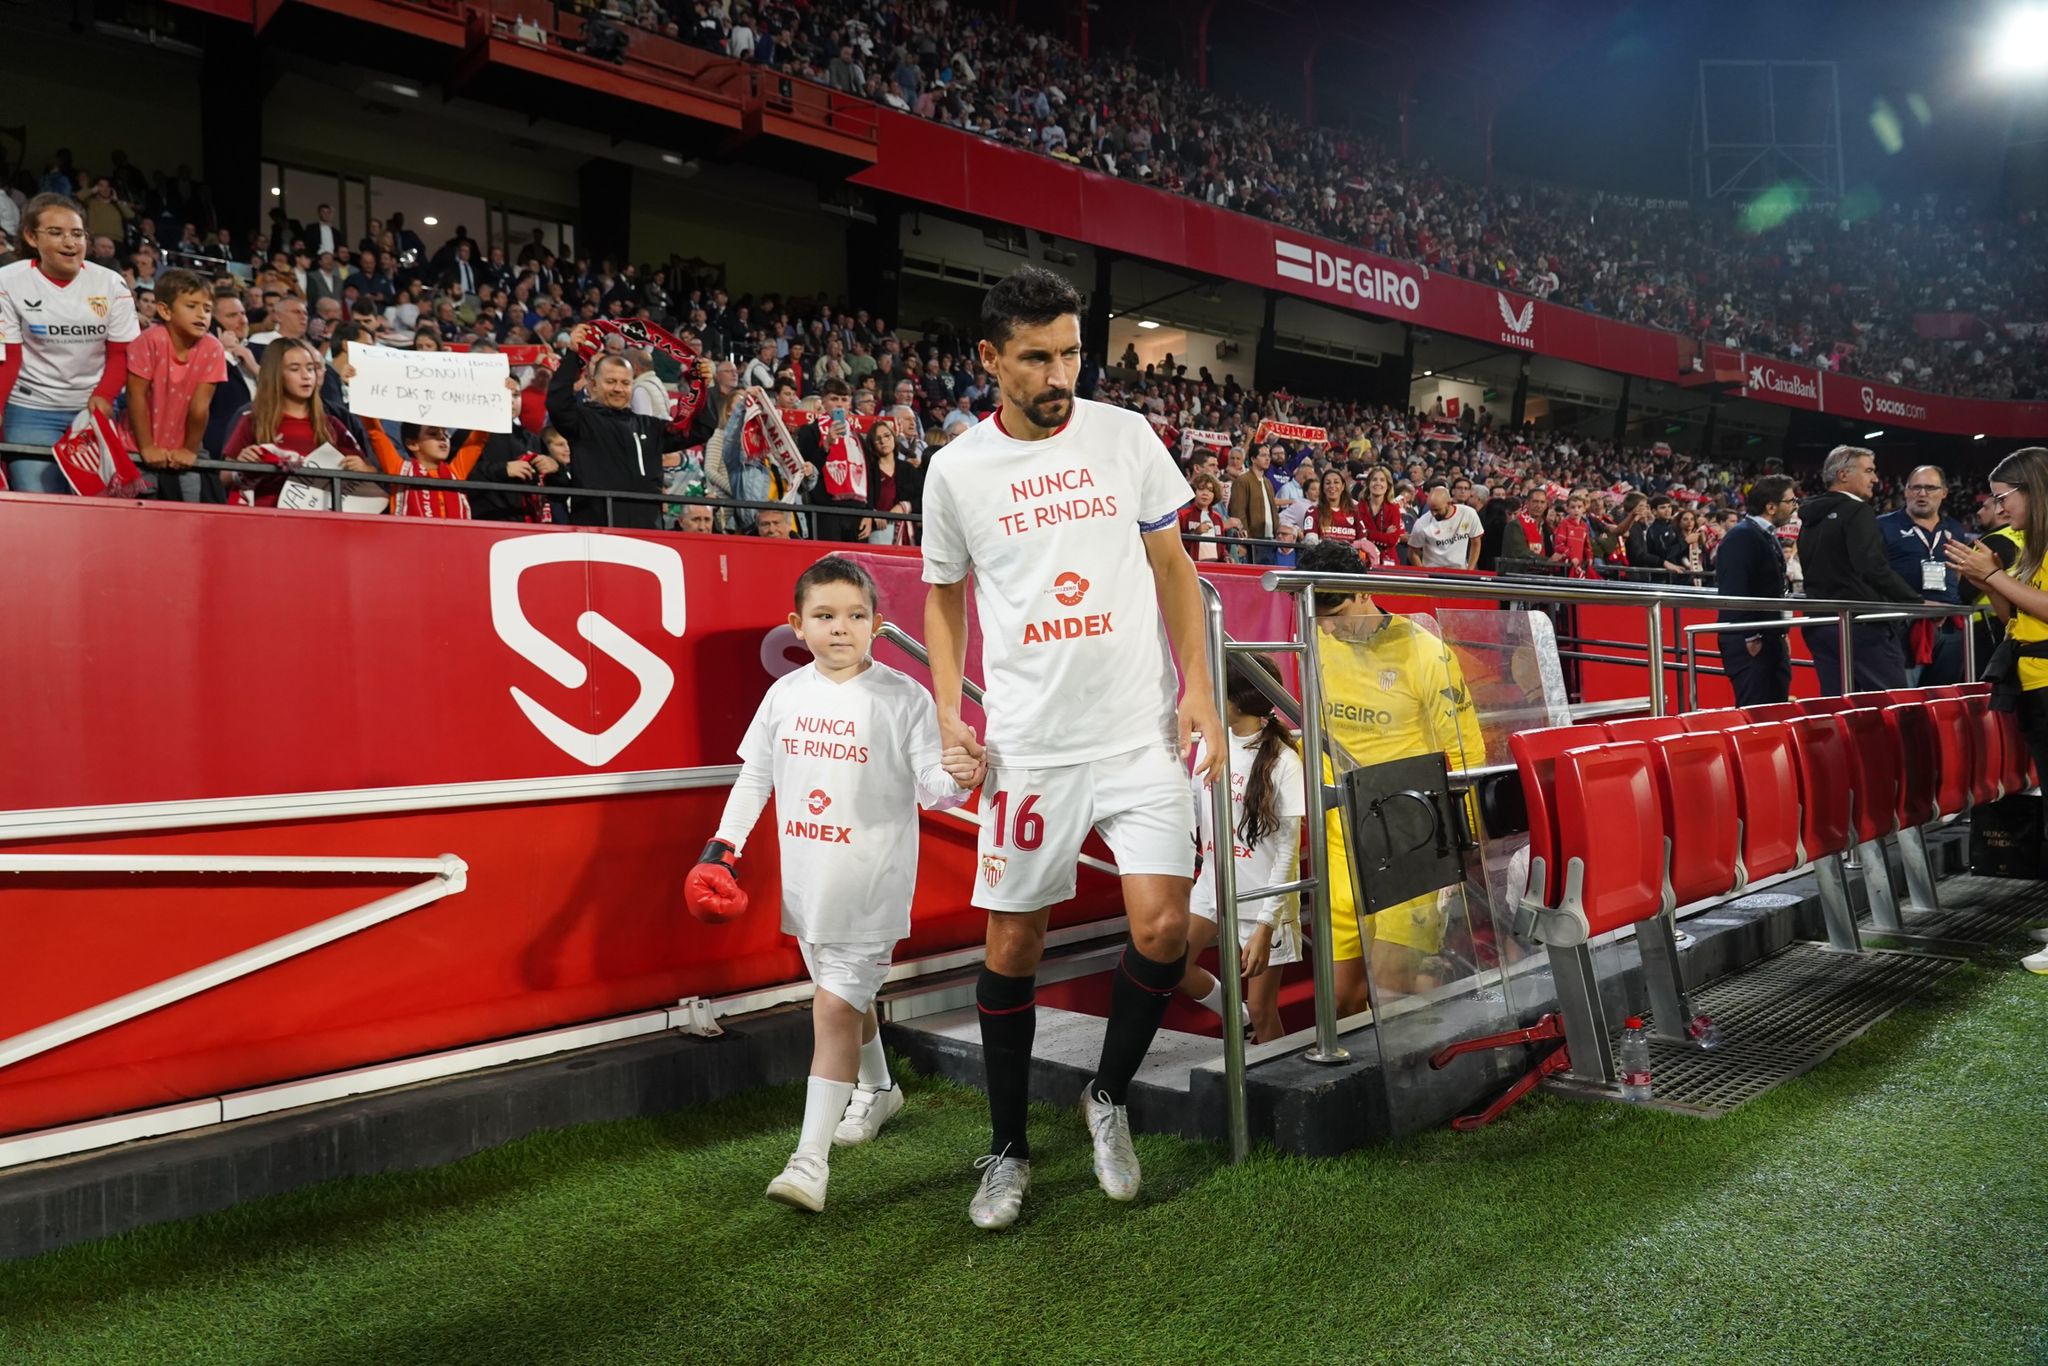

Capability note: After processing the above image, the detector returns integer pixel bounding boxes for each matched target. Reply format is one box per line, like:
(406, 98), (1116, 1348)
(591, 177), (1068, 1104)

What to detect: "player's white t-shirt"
(0, 260), (140, 410)
(713, 660), (964, 943)
(919, 399), (1191, 767)
(1192, 729), (1305, 928)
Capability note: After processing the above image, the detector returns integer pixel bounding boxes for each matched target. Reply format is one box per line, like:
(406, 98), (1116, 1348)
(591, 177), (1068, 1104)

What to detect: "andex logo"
(490, 534), (687, 766)
(1273, 239), (1422, 312)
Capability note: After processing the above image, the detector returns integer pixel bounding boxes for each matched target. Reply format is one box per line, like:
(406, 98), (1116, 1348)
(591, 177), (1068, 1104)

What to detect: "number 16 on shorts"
(975, 786), (1065, 912)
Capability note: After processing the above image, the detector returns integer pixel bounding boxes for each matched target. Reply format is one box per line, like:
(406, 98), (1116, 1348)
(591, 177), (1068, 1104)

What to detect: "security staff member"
(1876, 464), (1972, 685)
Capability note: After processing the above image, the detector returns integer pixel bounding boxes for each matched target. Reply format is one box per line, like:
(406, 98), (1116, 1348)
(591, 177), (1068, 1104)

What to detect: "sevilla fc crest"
(87, 295), (108, 319)
(1379, 669), (1400, 692)
(980, 854), (1008, 889)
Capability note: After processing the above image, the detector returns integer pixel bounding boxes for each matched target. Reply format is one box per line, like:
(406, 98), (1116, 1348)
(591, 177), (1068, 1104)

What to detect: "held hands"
(1181, 690), (1226, 786)
(683, 839), (749, 923)
(939, 712), (987, 790)
(533, 452), (562, 475)
(338, 455), (374, 474)
(504, 459), (536, 481)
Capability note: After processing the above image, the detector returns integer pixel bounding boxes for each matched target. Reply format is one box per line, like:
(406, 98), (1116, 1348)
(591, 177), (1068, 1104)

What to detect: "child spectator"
(124, 267), (226, 503)
(0, 193), (140, 492)
(684, 557), (976, 1212)
(1181, 653), (1305, 1044)
(221, 337), (370, 506)
(364, 422), (483, 518)
(1179, 473), (1228, 562)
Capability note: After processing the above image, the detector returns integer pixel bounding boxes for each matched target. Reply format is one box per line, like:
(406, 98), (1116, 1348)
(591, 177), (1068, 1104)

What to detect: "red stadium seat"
(1747, 702), (1804, 724)
(1803, 696), (1850, 714)
(1838, 708), (1901, 843)
(1845, 691), (1895, 710)
(1551, 743), (1669, 940)
(1681, 708), (1747, 732)
(1509, 724), (1612, 905)
(1926, 698), (1975, 818)
(1602, 716), (1688, 744)
(1644, 732), (1743, 905)
(1958, 682), (1991, 695)
(1963, 694), (2005, 805)
(1724, 722), (1804, 878)
(1885, 704), (1938, 829)
(1785, 715), (1854, 860)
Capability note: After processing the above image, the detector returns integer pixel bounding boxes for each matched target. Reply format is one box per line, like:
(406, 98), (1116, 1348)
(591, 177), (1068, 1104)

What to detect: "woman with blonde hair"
(1947, 445), (2048, 975)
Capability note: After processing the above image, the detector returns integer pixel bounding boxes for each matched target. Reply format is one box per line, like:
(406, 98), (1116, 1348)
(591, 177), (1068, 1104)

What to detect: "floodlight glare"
(1986, 6), (2048, 78)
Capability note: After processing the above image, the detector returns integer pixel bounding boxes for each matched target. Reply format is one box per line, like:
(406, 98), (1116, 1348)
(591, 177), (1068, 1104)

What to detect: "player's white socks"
(858, 1032), (893, 1092)
(798, 1076), (855, 1161)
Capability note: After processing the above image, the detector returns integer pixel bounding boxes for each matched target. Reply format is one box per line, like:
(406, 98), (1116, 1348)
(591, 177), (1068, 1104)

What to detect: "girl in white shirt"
(1181, 655), (1305, 1043)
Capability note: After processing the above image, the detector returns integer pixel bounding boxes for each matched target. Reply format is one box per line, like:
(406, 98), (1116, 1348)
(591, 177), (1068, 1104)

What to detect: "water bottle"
(1618, 1016), (1653, 1102)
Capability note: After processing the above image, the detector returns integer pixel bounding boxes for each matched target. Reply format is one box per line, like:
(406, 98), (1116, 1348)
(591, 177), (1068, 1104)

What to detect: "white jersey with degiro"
(919, 399), (1191, 767)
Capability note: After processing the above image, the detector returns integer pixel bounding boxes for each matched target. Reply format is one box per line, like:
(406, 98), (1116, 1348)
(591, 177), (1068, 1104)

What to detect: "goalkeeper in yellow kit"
(1295, 540), (1486, 1012)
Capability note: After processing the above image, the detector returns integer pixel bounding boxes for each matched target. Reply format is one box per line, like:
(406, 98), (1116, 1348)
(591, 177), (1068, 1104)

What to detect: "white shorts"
(973, 742), (1199, 913)
(798, 938), (894, 1013)
(1192, 903), (1304, 967)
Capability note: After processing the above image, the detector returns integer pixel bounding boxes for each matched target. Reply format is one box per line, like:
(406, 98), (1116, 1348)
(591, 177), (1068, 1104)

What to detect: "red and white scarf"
(1252, 419), (1328, 447)
(52, 409), (144, 498)
(575, 318), (707, 432)
(392, 459), (472, 520)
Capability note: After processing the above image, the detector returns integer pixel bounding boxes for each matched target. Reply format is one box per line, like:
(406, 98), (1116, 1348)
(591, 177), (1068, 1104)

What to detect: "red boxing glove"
(684, 839), (748, 924)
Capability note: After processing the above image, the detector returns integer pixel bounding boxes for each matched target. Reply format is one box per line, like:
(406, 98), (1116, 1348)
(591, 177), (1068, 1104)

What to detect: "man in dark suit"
(1797, 445), (1923, 694)
(1715, 474), (1800, 705)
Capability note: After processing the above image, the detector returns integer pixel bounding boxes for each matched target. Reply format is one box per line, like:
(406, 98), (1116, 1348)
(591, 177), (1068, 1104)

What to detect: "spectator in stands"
(799, 379), (875, 542)
(1798, 445), (1922, 695)
(0, 193), (139, 493)
(627, 349), (668, 418)
(754, 505), (796, 538)
(222, 337), (371, 506)
(941, 393), (977, 436)
(248, 295), (307, 352)
(1226, 442), (1279, 565)
(125, 268), (226, 503)
(742, 338), (779, 390)
(1354, 465), (1404, 565)
(1498, 486), (1551, 568)
(864, 417), (919, 545)
(1181, 474), (1228, 563)
(1304, 467), (1370, 557)
(1408, 479), (1483, 570)
(363, 420), (487, 518)
(548, 324), (690, 530)
(1878, 465), (1971, 687)
(1714, 474), (1798, 707)
(1674, 508), (1706, 585)
(466, 417), (558, 524)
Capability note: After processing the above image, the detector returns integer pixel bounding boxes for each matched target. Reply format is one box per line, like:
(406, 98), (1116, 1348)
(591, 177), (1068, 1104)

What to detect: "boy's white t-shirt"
(714, 659), (964, 943)
(0, 259), (140, 410)
(1191, 729), (1306, 927)
(919, 399), (1191, 767)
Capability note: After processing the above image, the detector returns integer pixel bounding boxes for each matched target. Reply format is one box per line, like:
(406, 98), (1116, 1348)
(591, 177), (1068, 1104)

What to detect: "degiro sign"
(1274, 239), (1423, 313)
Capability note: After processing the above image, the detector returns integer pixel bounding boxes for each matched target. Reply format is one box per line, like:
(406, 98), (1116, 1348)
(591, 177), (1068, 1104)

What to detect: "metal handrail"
(1197, 579), (1251, 1161)
(1260, 568), (1971, 620)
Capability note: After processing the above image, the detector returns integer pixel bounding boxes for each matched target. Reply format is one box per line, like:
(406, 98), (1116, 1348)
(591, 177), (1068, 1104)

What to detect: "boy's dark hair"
(154, 268), (209, 308)
(1296, 539), (1371, 614)
(1744, 474), (1794, 516)
(820, 377), (851, 398)
(794, 554), (880, 613)
(980, 265), (1081, 351)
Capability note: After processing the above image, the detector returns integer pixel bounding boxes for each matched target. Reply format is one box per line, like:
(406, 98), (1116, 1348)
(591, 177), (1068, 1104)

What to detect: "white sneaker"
(2028, 927), (2048, 945)
(968, 1148), (1031, 1230)
(2023, 945), (2048, 975)
(1081, 1081), (1141, 1202)
(833, 1083), (904, 1146)
(764, 1152), (829, 1212)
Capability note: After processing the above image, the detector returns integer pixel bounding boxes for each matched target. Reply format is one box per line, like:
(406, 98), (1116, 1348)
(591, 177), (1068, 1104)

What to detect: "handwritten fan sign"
(347, 343), (512, 433)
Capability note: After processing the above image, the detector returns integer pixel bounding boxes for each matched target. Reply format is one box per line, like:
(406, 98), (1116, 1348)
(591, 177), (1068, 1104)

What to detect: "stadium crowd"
(0, 167), (1949, 587)
(634, 0), (2048, 401)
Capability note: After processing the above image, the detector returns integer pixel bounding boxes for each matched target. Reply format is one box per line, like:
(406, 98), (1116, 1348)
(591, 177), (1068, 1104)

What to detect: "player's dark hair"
(1744, 474), (1794, 516)
(1297, 539), (1371, 614)
(794, 554), (880, 613)
(980, 265), (1081, 352)
(1229, 653), (1298, 852)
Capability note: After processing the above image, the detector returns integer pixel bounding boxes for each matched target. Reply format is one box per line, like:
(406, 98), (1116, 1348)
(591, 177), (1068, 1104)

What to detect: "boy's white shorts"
(973, 741), (1199, 913)
(799, 939), (894, 1013)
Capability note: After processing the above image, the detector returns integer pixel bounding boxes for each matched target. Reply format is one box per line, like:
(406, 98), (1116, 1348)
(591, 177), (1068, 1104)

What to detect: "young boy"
(124, 267), (226, 502)
(685, 556), (979, 1212)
